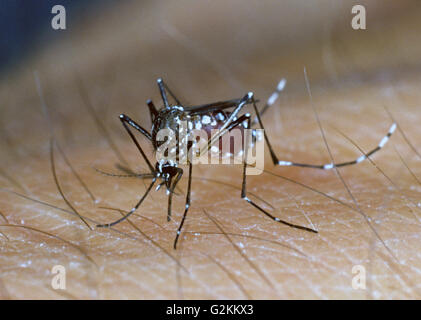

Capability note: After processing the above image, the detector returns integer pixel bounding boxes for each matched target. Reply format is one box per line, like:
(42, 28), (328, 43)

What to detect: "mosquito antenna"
(93, 166), (154, 179)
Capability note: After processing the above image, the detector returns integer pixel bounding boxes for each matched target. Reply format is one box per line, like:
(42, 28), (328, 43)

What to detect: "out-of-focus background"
(1, 0), (421, 299)
(1, 0), (421, 155)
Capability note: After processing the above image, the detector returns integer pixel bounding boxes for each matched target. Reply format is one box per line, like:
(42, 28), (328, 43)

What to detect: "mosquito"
(97, 78), (396, 249)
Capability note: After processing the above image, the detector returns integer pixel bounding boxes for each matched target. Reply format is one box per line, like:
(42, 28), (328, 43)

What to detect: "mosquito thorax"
(151, 106), (187, 149)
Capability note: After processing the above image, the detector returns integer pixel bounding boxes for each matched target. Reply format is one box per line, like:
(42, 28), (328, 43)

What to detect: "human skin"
(1, 0), (421, 299)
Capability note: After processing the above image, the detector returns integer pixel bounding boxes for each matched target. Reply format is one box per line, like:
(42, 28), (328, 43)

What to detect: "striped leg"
(252, 78), (396, 171)
(119, 114), (155, 173)
(241, 115), (317, 233)
(173, 163), (193, 249)
(252, 78), (286, 125)
(97, 177), (157, 227)
(276, 123), (397, 170)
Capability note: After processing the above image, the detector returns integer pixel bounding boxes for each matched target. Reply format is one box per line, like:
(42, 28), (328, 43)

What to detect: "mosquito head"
(155, 161), (179, 193)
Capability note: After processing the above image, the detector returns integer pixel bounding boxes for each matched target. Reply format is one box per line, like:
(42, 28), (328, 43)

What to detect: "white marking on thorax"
(202, 115), (211, 124)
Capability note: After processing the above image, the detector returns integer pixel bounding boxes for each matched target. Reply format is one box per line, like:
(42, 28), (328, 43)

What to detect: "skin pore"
(1, 0), (421, 299)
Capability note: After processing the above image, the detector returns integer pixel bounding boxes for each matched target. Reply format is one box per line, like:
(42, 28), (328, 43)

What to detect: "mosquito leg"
(205, 93), (251, 154)
(276, 122), (397, 170)
(157, 78), (170, 108)
(201, 113), (250, 157)
(97, 177), (157, 227)
(252, 78), (286, 125)
(249, 93), (397, 170)
(146, 99), (158, 124)
(158, 78), (182, 106)
(222, 93), (253, 131)
(167, 168), (183, 222)
(173, 163), (193, 249)
(250, 94), (281, 165)
(119, 114), (155, 173)
(120, 114), (152, 140)
(241, 116), (317, 233)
